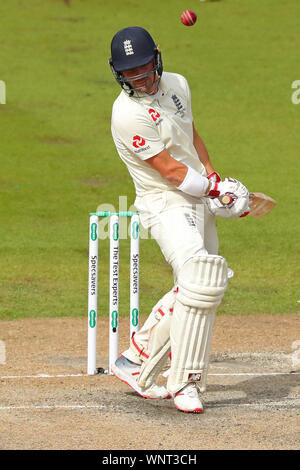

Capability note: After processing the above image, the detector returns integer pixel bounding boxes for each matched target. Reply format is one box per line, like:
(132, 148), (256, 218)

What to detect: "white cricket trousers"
(124, 190), (219, 364)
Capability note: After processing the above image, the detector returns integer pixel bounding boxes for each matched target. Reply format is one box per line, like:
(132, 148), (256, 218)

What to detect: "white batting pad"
(167, 255), (228, 394)
(176, 255), (228, 309)
(127, 288), (176, 363)
(137, 313), (171, 389)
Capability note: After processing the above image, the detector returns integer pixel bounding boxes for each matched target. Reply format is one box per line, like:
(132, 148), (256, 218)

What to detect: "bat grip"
(219, 194), (233, 206)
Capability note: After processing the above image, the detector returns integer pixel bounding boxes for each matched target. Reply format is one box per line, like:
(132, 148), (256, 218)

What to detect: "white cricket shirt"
(111, 72), (206, 196)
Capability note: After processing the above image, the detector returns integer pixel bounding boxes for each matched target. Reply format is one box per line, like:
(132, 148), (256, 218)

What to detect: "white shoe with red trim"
(111, 355), (170, 399)
(173, 383), (203, 413)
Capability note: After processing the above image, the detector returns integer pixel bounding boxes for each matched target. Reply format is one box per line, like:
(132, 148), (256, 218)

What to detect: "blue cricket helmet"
(110, 26), (157, 72)
(109, 26), (163, 96)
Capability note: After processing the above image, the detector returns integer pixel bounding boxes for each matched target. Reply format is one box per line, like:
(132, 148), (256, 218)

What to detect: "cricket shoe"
(173, 383), (203, 413)
(111, 355), (170, 399)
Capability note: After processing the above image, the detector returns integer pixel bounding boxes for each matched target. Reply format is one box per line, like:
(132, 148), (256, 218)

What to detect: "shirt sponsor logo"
(148, 108), (163, 125)
(132, 135), (150, 153)
(171, 94), (186, 118)
(133, 135), (146, 148)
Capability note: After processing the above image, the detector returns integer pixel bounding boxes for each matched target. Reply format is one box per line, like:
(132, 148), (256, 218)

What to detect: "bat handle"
(220, 194), (233, 206)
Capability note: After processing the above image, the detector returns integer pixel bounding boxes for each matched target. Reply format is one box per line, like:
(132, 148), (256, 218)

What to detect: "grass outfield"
(0, 0), (299, 320)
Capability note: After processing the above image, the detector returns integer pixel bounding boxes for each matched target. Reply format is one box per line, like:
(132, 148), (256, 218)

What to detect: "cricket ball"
(181, 10), (197, 26)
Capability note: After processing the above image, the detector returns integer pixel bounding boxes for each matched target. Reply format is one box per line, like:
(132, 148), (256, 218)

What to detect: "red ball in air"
(181, 10), (197, 26)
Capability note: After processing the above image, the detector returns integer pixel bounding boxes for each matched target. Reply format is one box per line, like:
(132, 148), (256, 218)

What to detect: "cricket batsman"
(109, 27), (250, 413)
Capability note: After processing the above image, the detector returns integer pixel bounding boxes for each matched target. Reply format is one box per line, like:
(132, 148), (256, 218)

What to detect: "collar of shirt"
(129, 81), (168, 106)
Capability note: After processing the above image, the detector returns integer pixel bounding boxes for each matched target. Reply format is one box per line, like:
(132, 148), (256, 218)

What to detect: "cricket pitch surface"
(0, 315), (299, 450)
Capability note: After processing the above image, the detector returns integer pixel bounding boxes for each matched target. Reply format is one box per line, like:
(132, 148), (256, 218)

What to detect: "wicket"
(87, 211), (140, 375)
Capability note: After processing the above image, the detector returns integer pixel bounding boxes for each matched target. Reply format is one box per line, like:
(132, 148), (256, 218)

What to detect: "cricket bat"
(220, 192), (276, 218)
(248, 192), (277, 218)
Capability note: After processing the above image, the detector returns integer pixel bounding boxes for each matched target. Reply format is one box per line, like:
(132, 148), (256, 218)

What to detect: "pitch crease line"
(208, 372), (300, 376)
(0, 404), (107, 410)
(0, 400), (299, 411)
(0, 371), (299, 380)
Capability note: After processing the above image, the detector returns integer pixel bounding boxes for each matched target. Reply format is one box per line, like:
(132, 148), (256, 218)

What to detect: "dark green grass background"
(0, 0), (299, 319)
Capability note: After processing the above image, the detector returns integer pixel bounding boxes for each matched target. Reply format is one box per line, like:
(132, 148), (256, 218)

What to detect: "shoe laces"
(184, 383), (200, 398)
(149, 383), (164, 392)
(117, 356), (141, 374)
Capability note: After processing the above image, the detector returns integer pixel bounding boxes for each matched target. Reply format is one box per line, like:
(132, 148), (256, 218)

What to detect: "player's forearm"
(146, 150), (211, 195)
(159, 161), (210, 193)
(146, 150), (188, 186)
(193, 125), (215, 175)
(167, 164), (188, 186)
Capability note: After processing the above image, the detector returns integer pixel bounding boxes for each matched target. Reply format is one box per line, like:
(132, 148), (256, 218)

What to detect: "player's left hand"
(206, 177), (250, 219)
